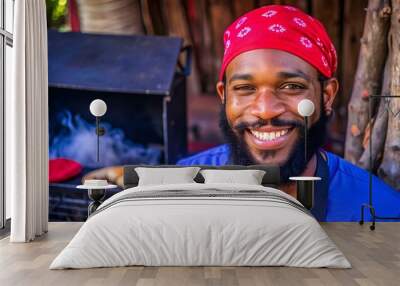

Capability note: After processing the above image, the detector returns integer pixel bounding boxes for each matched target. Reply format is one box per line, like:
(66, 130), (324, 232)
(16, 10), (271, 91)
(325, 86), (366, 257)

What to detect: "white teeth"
(250, 129), (289, 141)
(270, 133), (276, 140)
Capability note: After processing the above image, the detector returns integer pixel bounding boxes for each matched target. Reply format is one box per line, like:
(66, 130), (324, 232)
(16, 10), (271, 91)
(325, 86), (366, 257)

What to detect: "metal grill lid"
(48, 30), (183, 96)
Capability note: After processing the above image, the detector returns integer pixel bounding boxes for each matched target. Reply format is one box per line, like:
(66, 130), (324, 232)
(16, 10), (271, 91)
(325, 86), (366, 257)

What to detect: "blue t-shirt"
(177, 144), (400, 222)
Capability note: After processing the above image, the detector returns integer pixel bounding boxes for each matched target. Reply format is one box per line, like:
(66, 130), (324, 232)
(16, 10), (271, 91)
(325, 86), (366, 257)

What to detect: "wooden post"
(344, 0), (391, 164)
(358, 54), (390, 170)
(378, 0), (400, 189)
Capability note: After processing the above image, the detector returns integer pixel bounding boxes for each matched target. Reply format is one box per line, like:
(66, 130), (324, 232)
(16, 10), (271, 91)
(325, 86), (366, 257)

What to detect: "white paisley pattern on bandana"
(316, 37), (324, 48)
(235, 17), (247, 29)
(293, 17), (306, 27)
(237, 27), (251, 38)
(262, 10), (277, 18)
(321, 55), (328, 67)
(224, 39), (231, 55)
(284, 6), (297, 11)
(300, 36), (312, 48)
(331, 43), (337, 58)
(224, 30), (231, 45)
(268, 24), (286, 33)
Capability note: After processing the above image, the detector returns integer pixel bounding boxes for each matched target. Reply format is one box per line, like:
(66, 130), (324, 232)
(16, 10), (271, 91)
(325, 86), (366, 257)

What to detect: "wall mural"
(47, 1), (400, 228)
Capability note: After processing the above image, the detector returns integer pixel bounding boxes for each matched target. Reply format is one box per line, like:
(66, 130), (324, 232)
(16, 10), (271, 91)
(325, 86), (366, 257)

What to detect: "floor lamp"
(289, 99), (321, 210)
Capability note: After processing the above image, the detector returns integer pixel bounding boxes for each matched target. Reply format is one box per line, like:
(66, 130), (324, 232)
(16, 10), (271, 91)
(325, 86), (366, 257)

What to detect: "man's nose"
(249, 89), (286, 120)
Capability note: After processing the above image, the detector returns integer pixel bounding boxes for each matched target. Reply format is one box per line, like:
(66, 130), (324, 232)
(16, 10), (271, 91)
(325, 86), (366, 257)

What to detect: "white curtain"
(7, 0), (48, 242)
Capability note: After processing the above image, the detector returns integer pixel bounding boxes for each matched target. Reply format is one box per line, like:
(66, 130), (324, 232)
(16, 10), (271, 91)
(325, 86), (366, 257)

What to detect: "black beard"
(219, 104), (328, 184)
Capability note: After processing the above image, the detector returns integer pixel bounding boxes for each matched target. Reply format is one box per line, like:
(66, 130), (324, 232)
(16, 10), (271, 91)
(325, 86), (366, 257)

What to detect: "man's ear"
(216, 81), (225, 104)
(322, 77), (339, 116)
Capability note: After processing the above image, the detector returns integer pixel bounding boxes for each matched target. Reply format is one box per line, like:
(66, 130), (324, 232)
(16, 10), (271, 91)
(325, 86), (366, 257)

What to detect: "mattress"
(50, 183), (351, 269)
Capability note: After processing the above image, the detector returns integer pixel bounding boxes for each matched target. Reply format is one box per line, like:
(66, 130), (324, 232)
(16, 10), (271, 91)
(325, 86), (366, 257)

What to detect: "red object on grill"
(49, 158), (82, 183)
(68, 0), (80, 32)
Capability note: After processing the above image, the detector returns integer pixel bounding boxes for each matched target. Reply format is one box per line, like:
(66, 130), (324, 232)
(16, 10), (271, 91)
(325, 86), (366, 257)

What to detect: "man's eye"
(233, 85), (256, 91)
(280, 83), (305, 90)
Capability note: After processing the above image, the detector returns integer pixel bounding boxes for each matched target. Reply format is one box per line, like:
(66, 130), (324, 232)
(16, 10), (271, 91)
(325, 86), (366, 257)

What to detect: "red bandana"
(219, 5), (337, 80)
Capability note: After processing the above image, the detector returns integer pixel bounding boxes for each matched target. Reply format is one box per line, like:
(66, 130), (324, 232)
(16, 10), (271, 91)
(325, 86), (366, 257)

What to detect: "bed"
(50, 165), (350, 269)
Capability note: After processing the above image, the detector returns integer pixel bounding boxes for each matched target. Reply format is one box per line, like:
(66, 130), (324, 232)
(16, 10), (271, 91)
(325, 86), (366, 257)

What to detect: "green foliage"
(46, 0), (67, 29)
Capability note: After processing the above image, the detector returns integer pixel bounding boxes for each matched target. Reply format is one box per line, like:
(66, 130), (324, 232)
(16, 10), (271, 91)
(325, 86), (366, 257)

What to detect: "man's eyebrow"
(277, 70), (311, 81)
(228, 70), (311, 84)
(228, 73), (254, 84)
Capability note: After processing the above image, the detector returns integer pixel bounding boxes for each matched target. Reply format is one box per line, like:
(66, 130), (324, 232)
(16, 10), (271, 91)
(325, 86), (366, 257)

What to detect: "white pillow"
(135, 167), (201, 186)
(200, 169), (266, 185)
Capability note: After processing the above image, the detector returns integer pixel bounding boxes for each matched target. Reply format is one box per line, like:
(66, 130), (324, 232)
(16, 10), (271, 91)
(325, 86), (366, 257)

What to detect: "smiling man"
(177, 5), (400, 221)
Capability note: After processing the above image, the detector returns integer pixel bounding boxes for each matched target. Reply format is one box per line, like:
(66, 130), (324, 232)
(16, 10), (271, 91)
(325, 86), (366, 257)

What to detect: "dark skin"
(216, 49), (339, 197)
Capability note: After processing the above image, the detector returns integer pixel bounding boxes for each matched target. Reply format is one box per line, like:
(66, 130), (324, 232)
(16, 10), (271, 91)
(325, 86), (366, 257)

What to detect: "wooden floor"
(1, 222), (399, 286)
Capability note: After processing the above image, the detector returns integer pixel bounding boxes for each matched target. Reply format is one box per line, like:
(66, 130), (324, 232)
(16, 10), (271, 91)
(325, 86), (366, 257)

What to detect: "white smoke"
(50, 111), (161, 168)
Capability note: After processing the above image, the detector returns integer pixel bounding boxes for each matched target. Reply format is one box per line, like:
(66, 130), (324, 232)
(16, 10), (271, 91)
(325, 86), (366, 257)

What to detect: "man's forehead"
(225, 49), (318, 81)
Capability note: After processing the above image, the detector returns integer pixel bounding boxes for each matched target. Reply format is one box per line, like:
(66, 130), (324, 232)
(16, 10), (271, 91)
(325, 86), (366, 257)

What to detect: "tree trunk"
(358, 54), (390, 170)
(344, 0), (390, 164)
(378, 1), (400, 189)
(77, 0), (145, 35)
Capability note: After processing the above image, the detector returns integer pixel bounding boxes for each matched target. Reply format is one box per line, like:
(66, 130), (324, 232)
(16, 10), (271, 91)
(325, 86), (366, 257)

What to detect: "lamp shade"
(89, 99), (107, 117)
(297, 99), (315, 117)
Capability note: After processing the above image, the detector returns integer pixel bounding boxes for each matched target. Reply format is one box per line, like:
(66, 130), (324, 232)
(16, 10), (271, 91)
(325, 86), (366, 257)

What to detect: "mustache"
(233, 118), (304, 132)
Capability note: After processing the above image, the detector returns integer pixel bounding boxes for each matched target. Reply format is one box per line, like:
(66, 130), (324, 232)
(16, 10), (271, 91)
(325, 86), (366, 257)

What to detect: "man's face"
(217, 49), (337, 178)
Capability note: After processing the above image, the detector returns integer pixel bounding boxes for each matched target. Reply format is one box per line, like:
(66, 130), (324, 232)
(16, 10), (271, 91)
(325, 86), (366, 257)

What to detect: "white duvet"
(50, 183), (351, 269)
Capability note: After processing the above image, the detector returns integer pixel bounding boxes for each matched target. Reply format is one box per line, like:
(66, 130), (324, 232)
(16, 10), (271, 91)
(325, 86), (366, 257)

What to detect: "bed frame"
(85, 165), (281, 216)
(123, 164), (281, 189)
